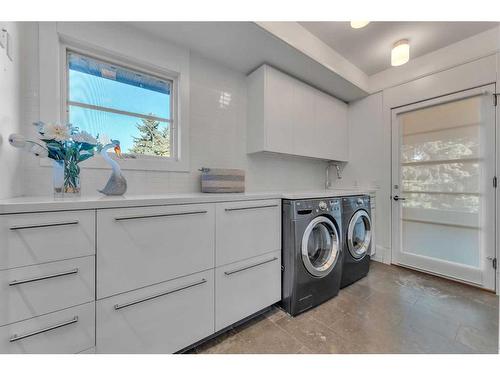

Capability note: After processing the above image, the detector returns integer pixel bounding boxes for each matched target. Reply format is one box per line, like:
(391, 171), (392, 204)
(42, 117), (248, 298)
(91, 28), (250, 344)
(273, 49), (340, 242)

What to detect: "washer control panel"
(314, 199), (340, 213)
(295, 199), (341, 213)
(291, 198), (341, 218)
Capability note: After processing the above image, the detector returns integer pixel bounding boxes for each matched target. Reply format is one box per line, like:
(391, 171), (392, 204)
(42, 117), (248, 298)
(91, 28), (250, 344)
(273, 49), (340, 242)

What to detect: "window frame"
(64, 49), (177, 161)
(38, 23), (191, 172)
(39, 40), (189, 172)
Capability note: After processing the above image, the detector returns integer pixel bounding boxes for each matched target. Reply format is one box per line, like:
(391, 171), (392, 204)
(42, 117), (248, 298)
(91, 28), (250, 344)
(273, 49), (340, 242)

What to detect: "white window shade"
(398, 96), (486, 267)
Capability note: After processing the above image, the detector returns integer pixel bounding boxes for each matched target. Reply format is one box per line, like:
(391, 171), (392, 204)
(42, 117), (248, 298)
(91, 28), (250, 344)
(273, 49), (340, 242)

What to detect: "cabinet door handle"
(224, 257), (278, 276)
(9, 220), (79, 231)
(114, 278), (207, 311)
(225, 204), (278, 212)
(114, 210), (207, 221)
(9, 316), (79, 343)
(9, 268), (79, 286)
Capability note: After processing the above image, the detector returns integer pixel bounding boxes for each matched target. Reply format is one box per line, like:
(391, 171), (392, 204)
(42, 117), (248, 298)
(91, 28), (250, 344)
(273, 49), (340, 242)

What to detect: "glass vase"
(63, 157), (81, 195)
(52, 160), (64, 197)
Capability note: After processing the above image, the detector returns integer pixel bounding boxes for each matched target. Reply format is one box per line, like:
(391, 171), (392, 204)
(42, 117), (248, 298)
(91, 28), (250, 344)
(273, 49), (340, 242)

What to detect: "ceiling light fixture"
(391, 39), (410, 66)
(350, 21), (370, 29)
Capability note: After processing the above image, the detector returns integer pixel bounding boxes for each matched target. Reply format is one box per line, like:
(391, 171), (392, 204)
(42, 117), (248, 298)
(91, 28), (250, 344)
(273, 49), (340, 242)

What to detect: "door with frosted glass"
(391, 85), (496, 290)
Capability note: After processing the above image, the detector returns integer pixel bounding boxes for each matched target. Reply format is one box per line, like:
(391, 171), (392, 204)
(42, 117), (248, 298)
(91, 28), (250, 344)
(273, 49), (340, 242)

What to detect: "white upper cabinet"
(264, 68), (295, 154)
(247, 65), (348, 162)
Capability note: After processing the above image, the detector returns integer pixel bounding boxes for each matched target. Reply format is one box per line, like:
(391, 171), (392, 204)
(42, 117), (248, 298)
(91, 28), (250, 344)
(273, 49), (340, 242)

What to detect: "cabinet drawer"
(96, 270), (214, 354)
(97, 204), (214, 299)
(0, 210), (95, 270)
(0, 256), (95, 327)
(0, 302), (95, 354)
(216, 200), (280, 266)
(215, 251), (281, 331)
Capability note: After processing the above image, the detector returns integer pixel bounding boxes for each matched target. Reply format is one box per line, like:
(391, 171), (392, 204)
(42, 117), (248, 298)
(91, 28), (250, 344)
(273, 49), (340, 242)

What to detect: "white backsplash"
(0, 22), (23, 199)
(17, 22), (329, 197)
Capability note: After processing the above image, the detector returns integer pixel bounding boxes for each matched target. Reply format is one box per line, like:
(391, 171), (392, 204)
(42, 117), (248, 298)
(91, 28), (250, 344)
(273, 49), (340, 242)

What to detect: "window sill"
(39, 155), (189, 172)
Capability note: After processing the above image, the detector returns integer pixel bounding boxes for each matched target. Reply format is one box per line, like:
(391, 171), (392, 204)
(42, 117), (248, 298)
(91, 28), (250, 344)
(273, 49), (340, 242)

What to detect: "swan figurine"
(98, 140), (127, 196)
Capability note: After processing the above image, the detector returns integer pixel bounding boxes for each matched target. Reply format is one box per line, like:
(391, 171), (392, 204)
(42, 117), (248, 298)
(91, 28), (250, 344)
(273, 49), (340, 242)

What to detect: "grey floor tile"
(191, 261), (499, 354)
(455, 325), (499, 354)
(199, 318), (303, 354)
(275, 313), (362, 354)
(263, 306), (288, 323)
(400, 303), (461, 341)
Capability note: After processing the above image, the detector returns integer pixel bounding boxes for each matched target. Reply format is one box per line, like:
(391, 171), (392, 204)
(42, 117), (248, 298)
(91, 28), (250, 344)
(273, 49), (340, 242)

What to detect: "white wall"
(338, 54), (499, 267)
(331, 92), (390, 261)
(19, 22), (329, 197)
(0, 22), (22, 199)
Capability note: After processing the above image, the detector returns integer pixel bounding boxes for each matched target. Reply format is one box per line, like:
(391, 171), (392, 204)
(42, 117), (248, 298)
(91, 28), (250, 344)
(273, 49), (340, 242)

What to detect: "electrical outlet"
(6, 31), (12, 61)
(0, 28), (7, 49)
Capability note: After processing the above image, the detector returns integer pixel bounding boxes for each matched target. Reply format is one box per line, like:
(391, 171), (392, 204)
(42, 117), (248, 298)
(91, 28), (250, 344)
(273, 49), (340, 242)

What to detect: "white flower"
(8, 133), (48, 158)
(73, 131), (97, 145)
(42, 123), (71, 142)
(8, 134), (27, 148)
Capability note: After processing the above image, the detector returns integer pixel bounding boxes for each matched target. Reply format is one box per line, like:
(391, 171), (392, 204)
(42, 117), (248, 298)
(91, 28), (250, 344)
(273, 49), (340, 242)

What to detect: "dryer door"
(301, 216), (340, 277)
(347, 210), (372, 260)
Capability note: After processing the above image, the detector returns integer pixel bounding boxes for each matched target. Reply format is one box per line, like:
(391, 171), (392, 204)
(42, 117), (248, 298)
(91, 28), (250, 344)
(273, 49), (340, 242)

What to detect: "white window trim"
(38, 22), (190, 172)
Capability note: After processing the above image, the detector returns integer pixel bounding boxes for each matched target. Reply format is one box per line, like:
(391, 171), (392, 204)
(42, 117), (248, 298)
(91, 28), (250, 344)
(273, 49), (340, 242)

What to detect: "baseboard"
(177, 305), (273, 353)
(371, 244), (391, 265)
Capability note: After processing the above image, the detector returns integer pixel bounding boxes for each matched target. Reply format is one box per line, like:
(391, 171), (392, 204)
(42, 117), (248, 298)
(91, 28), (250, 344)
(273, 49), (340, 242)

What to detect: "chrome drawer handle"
(9, 220), (79, 231)
(224, 257), (278, 276)
(114, 278), (207, 311)
(225, 204), (278, 212)
(10, 316), (79, 343)
(9, 268), (79, 286)
(114, 210), (208, 221)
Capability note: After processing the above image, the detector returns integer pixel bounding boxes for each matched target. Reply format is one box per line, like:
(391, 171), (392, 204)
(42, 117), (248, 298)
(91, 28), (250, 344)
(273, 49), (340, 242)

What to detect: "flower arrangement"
(9, 122), (104, 195)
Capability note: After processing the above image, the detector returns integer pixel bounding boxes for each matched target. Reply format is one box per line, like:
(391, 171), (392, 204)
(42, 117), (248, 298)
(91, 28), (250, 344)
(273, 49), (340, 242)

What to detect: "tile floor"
(189, 261), (499, 354)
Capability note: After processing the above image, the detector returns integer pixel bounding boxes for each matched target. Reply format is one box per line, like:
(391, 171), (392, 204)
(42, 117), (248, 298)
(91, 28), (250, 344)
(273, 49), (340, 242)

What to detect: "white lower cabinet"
(215, 251), (281, 331)
(0, 199), (283, 354)
(0, 256), (95, 326)
(0, 302), (95, 354)
(216, 200), (281, 266)
(96, 270), (215, 353)
(0, 210), (95, 270)
(97, 204), (215, 299)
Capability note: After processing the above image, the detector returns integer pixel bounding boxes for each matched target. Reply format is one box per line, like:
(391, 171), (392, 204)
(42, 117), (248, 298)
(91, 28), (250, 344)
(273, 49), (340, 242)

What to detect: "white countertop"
(0, 189), (375, 214)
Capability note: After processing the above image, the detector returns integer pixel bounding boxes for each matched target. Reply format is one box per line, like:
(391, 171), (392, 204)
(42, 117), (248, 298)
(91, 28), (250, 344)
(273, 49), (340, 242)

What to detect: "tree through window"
(66, 51), (174, 158)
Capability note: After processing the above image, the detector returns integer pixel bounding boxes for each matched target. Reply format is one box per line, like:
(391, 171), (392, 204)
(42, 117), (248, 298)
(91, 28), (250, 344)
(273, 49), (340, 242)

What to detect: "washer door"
(301, 216), (340, 277)
(347, 210), (372, 260)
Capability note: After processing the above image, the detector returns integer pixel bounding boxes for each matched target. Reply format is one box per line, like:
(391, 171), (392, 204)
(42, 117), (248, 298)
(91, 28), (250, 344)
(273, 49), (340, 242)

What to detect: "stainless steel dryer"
(281, 198), (343, 316)
(340, 195), (372, 288)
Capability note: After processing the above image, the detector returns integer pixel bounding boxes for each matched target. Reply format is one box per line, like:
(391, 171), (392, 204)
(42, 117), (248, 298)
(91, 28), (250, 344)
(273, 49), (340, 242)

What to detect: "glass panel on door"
(392, 87), (495, 290)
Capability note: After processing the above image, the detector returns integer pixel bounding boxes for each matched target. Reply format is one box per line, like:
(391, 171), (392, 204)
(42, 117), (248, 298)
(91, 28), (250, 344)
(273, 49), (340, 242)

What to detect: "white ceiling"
(299, 22), (498, 75)
(128, 22), (368, 101)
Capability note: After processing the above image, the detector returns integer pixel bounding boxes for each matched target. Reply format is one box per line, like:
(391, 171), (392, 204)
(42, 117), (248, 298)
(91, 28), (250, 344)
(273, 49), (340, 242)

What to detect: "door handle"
(9, 316), (79, 343)
(393, 195), (406, 201)
(113, 278), (207, 310)
(9, 268), (79, 286)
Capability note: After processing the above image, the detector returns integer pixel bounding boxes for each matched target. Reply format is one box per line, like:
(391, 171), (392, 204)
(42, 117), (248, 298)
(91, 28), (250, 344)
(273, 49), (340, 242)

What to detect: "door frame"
(390, 84), (497, 291)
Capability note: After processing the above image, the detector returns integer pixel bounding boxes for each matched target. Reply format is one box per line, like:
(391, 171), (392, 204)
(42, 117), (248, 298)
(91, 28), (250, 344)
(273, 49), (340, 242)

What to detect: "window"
(66, 51), (175, 159)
